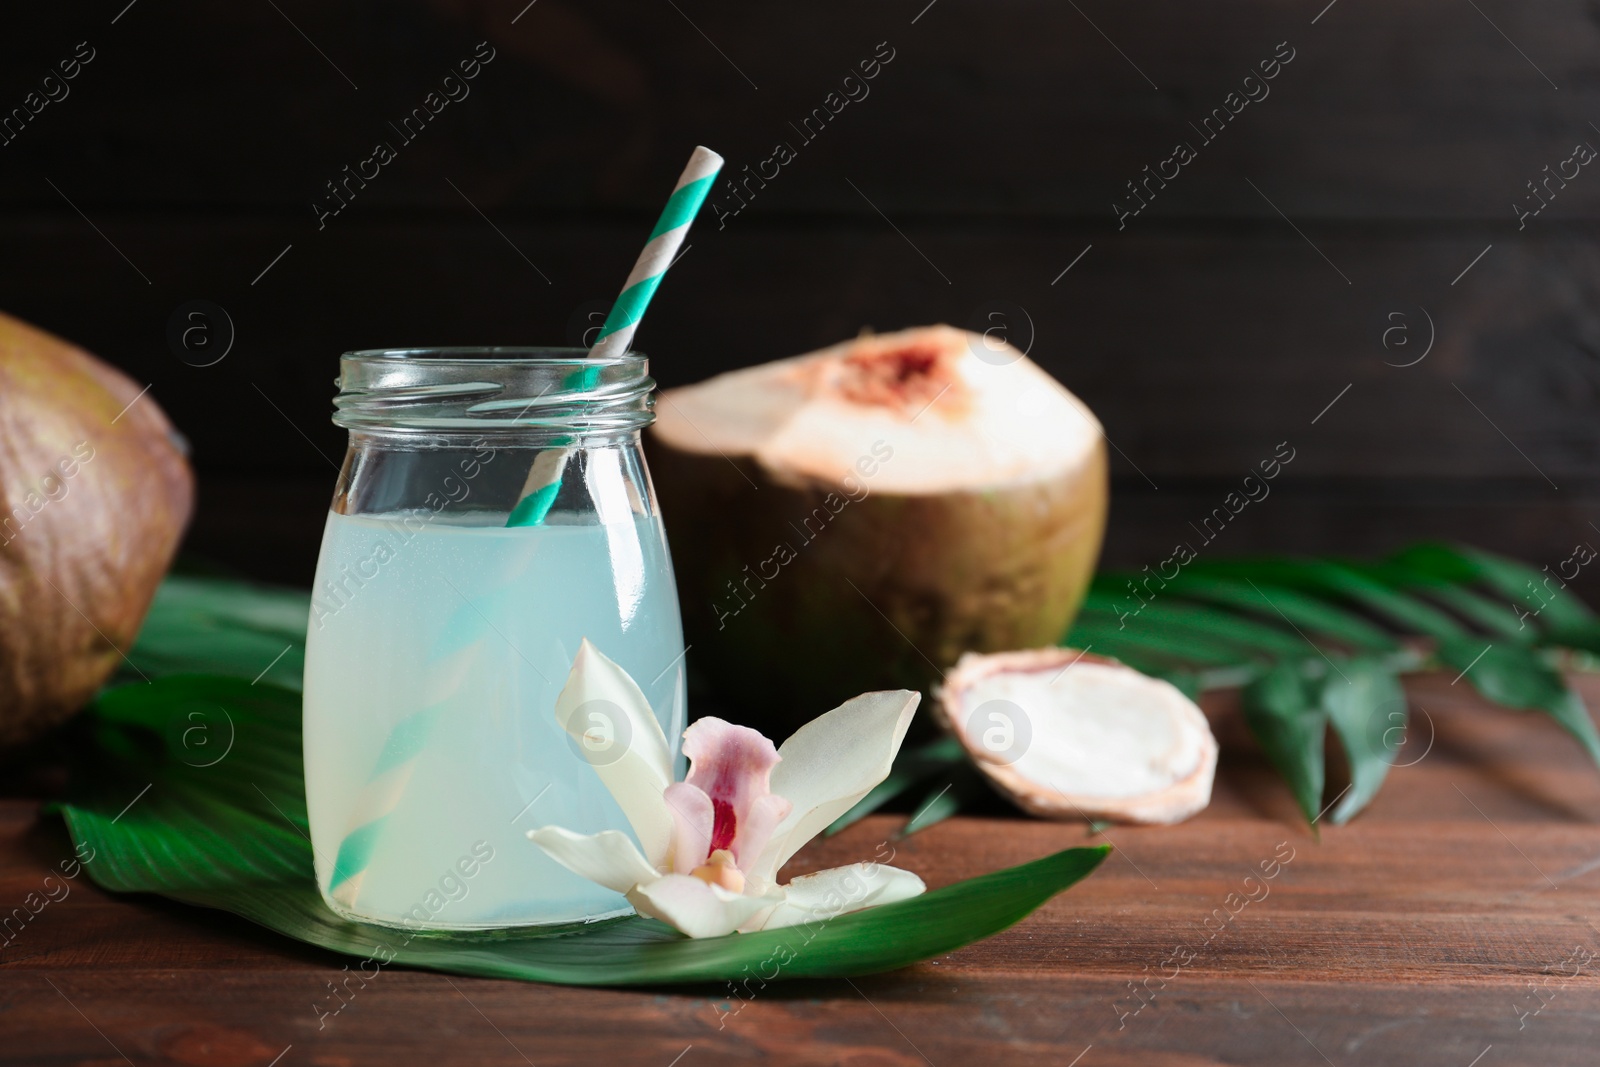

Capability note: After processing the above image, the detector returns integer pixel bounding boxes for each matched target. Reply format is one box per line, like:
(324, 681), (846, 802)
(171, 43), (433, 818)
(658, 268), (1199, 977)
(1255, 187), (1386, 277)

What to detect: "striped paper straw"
(505, 145), (724, 528)
(327, 705), (441, 909)
(505, 448), (571, 528)
(587, 145), (723, 361)
(327, 638), (483, 911)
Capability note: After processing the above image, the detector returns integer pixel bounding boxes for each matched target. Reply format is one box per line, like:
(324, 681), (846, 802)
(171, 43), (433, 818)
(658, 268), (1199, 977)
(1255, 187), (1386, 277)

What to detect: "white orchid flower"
(527, 640), (927, 939)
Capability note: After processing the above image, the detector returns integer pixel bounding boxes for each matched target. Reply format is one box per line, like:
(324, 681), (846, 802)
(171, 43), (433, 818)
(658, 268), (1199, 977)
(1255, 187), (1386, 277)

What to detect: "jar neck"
(331, 432), (659, 522)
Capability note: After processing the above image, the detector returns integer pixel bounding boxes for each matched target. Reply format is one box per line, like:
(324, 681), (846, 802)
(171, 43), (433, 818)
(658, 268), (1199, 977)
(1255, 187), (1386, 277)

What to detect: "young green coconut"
(647, 325), (1108, 733)
(936, 648), (1218, 825)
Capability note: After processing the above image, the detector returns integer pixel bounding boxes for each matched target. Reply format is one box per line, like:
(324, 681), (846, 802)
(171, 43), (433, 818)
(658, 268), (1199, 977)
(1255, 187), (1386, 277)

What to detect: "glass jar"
(302, 348), (686, 930)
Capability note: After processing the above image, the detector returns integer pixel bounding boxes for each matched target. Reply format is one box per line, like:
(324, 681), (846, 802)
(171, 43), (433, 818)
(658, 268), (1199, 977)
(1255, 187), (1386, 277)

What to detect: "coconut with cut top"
(936, 648), (1218, 825)
(647, 325), (1108, 731)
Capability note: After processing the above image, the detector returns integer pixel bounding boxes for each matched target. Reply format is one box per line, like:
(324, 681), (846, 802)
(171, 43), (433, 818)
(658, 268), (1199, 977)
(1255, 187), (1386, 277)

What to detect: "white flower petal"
(526, 826), (660, 894)
(751, 690), (921, 883)
(752, 863), (926, 931)
(627, 874), (785, 939)
(662, 781), (714, 874)
(736, 792), (791, 872)
(555, 639), (676, 866)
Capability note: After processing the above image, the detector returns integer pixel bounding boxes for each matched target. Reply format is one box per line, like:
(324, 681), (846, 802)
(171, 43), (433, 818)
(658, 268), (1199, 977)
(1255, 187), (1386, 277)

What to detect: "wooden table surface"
(3, 669), (1599, 1067)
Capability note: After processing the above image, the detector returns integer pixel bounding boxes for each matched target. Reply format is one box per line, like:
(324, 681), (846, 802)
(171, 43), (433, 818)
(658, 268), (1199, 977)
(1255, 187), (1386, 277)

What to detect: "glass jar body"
(303, 352), (685, 929)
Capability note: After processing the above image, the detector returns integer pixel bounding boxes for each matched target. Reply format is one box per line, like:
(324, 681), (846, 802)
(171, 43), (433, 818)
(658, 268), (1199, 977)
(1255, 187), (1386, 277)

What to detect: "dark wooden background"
(3, 0), (1598, 595)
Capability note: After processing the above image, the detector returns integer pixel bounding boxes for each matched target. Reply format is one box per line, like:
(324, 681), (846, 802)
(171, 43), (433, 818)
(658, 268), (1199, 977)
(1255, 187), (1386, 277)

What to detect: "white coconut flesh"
(939, 649), (1218, 825)
(651, 324), (1103, 493)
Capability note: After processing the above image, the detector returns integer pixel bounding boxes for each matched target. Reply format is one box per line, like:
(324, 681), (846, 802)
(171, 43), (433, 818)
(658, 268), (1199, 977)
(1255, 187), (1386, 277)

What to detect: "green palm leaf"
(125, 575), (309, 689)
(1241, 661), (1327, 828)
(1437, 637), (1600, 766)
(1156, 574), (1397, 652)
(1319, 658), (1405, 825)
(57, 675), (1107, 985)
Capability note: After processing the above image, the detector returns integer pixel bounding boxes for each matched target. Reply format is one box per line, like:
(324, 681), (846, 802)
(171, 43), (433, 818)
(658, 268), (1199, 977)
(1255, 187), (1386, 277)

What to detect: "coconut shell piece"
(0, 312), (193, 748)
(936, 648), (1217, 825)
(647, 325), (1107, 733)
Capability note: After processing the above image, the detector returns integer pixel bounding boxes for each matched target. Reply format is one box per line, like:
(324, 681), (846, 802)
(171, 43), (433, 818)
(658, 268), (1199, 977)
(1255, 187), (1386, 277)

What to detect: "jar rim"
(334, 348), (655, 434)
(342, 347), (647, 367)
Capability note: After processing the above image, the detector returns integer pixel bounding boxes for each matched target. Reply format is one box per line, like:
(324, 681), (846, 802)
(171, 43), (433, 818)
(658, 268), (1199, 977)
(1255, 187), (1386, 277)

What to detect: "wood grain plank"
(2, 672), (1599, 1065)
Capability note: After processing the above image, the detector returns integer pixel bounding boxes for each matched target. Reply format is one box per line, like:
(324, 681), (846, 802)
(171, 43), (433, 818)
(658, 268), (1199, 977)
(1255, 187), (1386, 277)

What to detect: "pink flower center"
(709, 798), (737, 853)
(664, 717), (794, 877)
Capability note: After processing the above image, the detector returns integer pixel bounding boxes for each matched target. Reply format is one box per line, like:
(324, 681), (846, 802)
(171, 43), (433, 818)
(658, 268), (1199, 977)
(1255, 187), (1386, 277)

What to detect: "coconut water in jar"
(302, 349), (686, 929)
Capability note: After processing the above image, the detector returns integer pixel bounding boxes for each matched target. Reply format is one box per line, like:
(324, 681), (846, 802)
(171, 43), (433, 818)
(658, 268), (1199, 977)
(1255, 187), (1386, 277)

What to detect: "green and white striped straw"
(326, 704), (442, 909)
(326, 146), (723, 913)
(586, 145), (725, 362)
(506, 145), (724, 528)
(328, 638), (481, 910)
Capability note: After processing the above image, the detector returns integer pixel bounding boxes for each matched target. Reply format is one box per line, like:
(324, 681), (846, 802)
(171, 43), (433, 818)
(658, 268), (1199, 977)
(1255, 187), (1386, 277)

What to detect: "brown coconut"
(647, 325), (1107, 732)
(0, 312), (193, 748)
(937, 648), (1217, 825)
